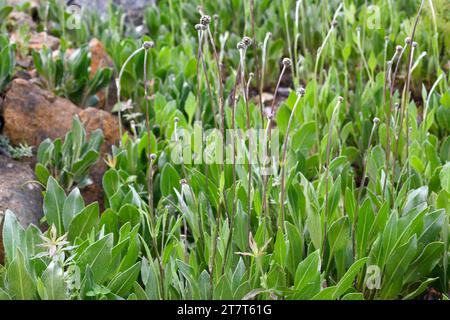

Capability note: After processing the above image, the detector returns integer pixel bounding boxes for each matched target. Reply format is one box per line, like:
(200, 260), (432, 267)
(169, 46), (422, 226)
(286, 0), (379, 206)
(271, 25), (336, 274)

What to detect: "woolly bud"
(174, 117), (179, 123)
(405, 37), (412, 45)
(331, 19), (338, 27)
(200, 15), (211, 26)
(373, 117), (380, 125)
(150, 154), (157, 161)
(396, 45), (403, 52)
(385, 36), (390, 42)
(195, 23), (206, 31)
(242, 36), (252, 47)
(338, 96), (344, 103)
(143, 41), (155, 49)
(387, 60), (393, 67)
(180, 179), (188, 185)
(297, 87), (306, 96)
(282, 57), (292, 67)
(237, 41), (246, 50)
(412, 42), (418, 48)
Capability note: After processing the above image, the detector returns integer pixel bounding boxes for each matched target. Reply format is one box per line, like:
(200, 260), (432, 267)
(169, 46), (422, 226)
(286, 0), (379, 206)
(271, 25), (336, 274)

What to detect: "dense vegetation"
(0, 0), (449, 300)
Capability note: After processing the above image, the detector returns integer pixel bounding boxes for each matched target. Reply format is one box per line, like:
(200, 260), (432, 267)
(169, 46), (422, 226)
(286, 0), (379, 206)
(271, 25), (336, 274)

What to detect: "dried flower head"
(195, 23), (206, 31)
(237, 41), (246, 50)
(200, 15), (211, 26)
(282, 57), (292, 67)
(143, 41), (155, 49)
(242, 36), (253, 47)
(297, 87), (306, 96)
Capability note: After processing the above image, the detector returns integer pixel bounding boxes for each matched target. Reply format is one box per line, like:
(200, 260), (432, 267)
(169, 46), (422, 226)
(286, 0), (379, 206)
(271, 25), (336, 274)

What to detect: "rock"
(79, 107), (121, 152)
(88, 38), (116, 111)
(89, 38), (114, 77)
(6, 0), (39, 8)
(0, 155), (43, 263)
(2, 79), (80, 146)
(2, 80), (124, 207)
(75, 0), (155, 25)
(28, 32), (60, 51)
(7, 11), (37, 31)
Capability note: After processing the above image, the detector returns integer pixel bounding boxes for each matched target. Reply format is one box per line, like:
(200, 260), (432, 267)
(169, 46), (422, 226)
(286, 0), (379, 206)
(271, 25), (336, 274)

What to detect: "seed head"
(396, 45), (403, 53)
(412, 42), (418, 48)
(143, 41), (155, 49)
(405, 37), (412, 45)
(282, 57), (292, 67)
(373, 117), (380, 125)
(200, 15), (211, 26)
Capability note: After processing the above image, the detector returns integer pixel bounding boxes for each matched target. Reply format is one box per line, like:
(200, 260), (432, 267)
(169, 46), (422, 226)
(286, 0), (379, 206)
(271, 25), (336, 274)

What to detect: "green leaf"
(6, 249), (35, 300)
(44, 177), (66, 235)
(62, 188), (85, 230)
(160, 163), (181, 197)
(2, 210), (25, 263)
(39, 261), (68, 300)
(440, 162), (450, 193)
(108, 262), (141, 297)
(293, 250), (321, 299)
(68, 202), (99, 241)
(77, 234), (113, 283)
(333, 258), (368, 299)
(273, 228), (287, 268)
(184, 92), (196, 123)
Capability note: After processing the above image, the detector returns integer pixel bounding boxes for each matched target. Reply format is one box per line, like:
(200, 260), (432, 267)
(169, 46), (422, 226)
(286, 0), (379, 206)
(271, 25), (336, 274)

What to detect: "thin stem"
(280, 91), (304, 230)
(321, 98), (342, 270)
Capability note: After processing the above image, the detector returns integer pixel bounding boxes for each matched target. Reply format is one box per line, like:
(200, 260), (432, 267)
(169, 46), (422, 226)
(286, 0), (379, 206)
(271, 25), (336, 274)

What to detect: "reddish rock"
(3, 79), (80, 146)
(2, 80), (124, 207)
(7, 11), (37, 31)
(0, 155), (43, 264)
(88, 38), (116, 111)
(28, 32), (60, 51)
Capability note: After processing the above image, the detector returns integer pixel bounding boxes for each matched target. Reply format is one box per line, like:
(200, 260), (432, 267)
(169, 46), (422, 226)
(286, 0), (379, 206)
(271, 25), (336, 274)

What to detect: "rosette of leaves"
(32, 44), (112, 107)
(35, 116), (104, 192)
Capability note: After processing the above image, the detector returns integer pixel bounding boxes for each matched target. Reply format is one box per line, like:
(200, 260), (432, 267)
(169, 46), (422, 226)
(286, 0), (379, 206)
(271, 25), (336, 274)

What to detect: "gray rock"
(0, 155), (43, 263)
(73, 0), (154, 25)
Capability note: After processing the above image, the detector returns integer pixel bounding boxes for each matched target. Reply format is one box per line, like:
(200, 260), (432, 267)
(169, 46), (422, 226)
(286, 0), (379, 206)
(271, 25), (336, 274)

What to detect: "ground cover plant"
(0, 0), (449, 300)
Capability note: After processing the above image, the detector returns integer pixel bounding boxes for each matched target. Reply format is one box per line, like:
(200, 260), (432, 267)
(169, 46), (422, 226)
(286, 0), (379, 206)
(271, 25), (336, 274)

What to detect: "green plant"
(0, 34), (15, 92)
(32, 45), (112, 106)
(35, 116), (104, 192)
